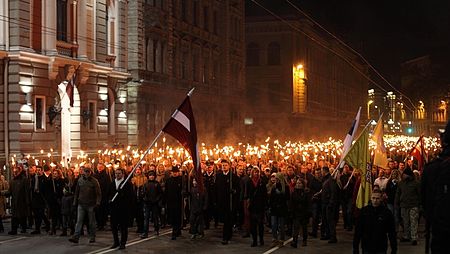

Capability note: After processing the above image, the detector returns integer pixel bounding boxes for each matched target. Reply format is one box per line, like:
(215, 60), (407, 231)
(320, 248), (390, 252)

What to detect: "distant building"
(245, 15), (368, 140)
(0, 0), (130, 167)
(401, 54), (450, 135)
(127, 0), (245, 145)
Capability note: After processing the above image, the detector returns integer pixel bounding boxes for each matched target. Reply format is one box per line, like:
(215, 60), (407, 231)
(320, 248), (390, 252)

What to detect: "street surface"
(0, 218), (426, 254)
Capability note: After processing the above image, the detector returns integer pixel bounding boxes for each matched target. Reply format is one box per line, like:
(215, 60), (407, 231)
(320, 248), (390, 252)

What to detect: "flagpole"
(111, 87), (196, 202)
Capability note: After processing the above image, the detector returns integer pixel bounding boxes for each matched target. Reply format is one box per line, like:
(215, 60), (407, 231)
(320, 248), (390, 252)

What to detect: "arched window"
(246, 43), (260, 66)
(267, 42), (280, 65)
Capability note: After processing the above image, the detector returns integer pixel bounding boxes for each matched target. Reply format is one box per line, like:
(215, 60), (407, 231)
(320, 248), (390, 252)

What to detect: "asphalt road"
(0, 219), (426, 254)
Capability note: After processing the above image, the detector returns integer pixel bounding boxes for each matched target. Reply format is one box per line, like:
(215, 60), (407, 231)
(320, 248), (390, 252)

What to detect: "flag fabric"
(409, 135), (427, 172)
(162, 94), (203, 191)
(371, 116), (389, 169)
(338, 107), (361, 169)
(342, 124), (371, 209)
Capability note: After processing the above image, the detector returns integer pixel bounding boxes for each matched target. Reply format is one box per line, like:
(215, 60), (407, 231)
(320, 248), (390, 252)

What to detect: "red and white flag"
(409, 135), (427, 172)
(162, 92), (203, 191)
(66, 65), (79, 108)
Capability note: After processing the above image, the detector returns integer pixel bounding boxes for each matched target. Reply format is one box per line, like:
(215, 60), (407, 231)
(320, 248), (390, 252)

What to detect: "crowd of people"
(0, 151), (431, 253)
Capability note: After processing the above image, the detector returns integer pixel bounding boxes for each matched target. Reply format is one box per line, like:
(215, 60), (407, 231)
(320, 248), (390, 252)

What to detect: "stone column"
(42, 0), (57, 55)
(77, 0), (88, 59)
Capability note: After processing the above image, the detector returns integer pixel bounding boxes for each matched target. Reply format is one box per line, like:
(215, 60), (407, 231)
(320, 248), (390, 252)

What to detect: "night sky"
(246, 0), (450, 88)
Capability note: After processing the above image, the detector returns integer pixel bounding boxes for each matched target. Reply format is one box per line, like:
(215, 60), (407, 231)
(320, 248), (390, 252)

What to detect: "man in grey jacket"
(69, 166), (101, 244)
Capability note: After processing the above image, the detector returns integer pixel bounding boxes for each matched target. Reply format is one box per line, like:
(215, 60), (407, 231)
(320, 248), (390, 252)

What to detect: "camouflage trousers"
(401, 207), (419, 240)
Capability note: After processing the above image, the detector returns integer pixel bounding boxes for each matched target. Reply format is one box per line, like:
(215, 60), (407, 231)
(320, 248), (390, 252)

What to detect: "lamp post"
(367, 99), (374, 120)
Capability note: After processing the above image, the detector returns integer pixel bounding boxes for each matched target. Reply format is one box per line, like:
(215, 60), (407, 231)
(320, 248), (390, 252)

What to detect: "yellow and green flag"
(342, 124), (371, 209)
(371, 116), (389, 169)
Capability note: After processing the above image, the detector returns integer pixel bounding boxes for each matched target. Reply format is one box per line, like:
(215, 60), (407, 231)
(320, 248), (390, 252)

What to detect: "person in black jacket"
(246, 167), (267, 247)
(215, 159), (240, 245)
(94, 163), (111, 231)
(353, 189), (397, 254)
(141, 170), (162, 238)
(203, 161), (218, 230)
(165, 166), (184, 240)
(108, 168), (134, 250)
(290, 178), (310, 248)
(29, 165), (50, 234)
(321, 167), (339, 243)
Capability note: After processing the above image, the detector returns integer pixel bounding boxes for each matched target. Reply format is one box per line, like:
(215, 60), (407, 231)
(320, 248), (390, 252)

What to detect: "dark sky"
(246, 0), (450, 87)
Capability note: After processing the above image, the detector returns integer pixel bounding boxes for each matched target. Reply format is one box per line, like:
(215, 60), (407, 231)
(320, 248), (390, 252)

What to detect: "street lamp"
(293, 63), (307, 113)
(367, 100), (373, 120)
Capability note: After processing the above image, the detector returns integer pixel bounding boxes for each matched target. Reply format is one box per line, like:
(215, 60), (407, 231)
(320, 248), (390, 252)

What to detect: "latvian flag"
(66, 66), (77, 108)
(162, 92), (203, 192)
(409, 135), (427, 172)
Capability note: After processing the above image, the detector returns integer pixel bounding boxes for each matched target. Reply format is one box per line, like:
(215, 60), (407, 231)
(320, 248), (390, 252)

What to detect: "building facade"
(245, 16), (368, 140)
(401, 54), (450, 135)
(127, 0), (245, 145)
(0, 0), (130, 166)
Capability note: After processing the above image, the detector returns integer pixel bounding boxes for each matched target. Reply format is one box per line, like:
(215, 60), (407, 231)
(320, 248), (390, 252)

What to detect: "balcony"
(56, 41), (78, 58)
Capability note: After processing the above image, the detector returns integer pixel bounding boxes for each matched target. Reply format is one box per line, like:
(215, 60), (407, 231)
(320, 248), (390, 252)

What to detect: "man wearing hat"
(422, 120), (450, 253)
(165, 165), (183, 240)
(69, 166), (101, 244)
(395, 166), (420, 245)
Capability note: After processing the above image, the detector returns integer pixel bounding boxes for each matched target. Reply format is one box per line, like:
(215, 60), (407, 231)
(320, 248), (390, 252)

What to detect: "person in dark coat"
(321, 167), (339, 243)
(189, 177), (207, 239)
(2, 166), (30, 235)
(165, 166), (184, 240)
(29, 165), (50, 234)
(309, 168), (322, 238)
(246, 167), (267, 247)
(290, 178), (310, 248)
(269, 173), (290, 247)
(353, 189), (397, 254)
(421, 121), (450, 254)
(94, 163), (111, 231)
(60, 185), (75, 236)
(141, 170), (163, 238)
(215, 159), (240, 245)
(203, 161), (218, 229)
(108, 168), (134, 250)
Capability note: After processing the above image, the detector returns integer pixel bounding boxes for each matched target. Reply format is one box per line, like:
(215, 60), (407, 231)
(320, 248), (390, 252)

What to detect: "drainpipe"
(3, 58), (9, 180)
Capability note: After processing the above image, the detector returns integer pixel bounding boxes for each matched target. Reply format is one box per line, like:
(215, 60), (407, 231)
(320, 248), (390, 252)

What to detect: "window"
(202, 57), (209, 83)
(193, 0), (198, 26)
(267, 42), (280, 65)
(172, 45), (177, 76)
(57, 0), (68, 41)
(213, 10), (218, 34)
(34, 96), (46, 131)
(181, 51), (188, 79)
(203, 6), (209, 31)
(181, 0), (187, 21)
(193, 51), (199, 81)
(246, 43), (260, 66)
(88, 101), (97, 131)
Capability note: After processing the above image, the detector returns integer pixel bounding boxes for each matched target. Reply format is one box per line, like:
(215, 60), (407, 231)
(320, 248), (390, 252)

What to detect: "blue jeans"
(271, 216), (285, 241)
(74, 205), (96, 240)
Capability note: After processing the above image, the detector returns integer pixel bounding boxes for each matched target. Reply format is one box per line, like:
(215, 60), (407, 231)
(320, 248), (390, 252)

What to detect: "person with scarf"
(246, 167), (267, 247)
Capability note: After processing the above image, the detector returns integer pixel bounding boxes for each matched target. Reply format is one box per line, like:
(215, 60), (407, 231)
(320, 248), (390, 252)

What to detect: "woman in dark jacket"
(290, 178), (310, 248)
(246, 167), (267, 247)
(269, 173), (290, 247)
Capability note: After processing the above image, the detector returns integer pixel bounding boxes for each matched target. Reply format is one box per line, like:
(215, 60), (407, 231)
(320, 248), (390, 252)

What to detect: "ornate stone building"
(127, 0), (245, 145)
(245, 15), (368, 140)
(0, 0), (130, 166)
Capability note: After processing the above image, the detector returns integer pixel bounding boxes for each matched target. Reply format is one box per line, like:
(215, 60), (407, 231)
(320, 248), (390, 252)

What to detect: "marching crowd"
(3, 117), (450, 254)
(0, 153), (428, 253)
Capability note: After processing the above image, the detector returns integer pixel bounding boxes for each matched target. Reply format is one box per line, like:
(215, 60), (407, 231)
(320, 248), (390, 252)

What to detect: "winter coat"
(9, 172), (30, 218)
(73, 176), (101, 207)
(190, 186), (208, 215)
(215, 171), (240, 212)
(290, 189), (310, 223)
(0, 177), (9, 217)
(321, 173), (339, 207)
(269, 183), (290, 217)
(143, 179), (163, 204)
(107, 179), (134, 219)
(246, 178), (268, 214)
(353, 204), (397, 254)
(61, 194), (74, 216)
(395, 176), (420, 208)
